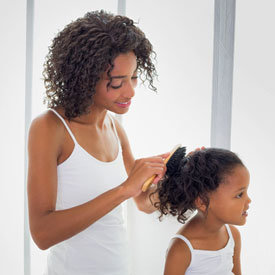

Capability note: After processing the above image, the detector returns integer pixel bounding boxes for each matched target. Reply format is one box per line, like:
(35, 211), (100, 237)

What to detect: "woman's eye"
(109, 76), (138, 89)
(110, 79), (123, 89)
(132, 76), (138, 87)
(111, 84), (122, 89)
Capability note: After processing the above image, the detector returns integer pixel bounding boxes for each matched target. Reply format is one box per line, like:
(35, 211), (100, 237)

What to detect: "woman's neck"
(56, 106), (109, 129)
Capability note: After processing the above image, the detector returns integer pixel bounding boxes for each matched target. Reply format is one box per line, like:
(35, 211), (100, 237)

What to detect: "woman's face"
(93, 51), (138, 114)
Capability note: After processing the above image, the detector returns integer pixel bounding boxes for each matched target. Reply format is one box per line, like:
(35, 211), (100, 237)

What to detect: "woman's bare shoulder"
(28, 110), (66, 153)
(109, 115), (125, 137)
(31, 109), (62, 128)
(109, 114), (130, 148)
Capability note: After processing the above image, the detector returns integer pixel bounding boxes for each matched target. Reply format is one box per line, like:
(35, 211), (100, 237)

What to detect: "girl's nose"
(247, 195), (252, 205)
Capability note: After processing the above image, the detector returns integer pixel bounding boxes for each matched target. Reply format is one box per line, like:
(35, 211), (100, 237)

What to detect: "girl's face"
(92, 51), (138, 114)
(207, 165), (251, 226)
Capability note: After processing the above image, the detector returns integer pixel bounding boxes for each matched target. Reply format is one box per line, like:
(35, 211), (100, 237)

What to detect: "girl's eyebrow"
(235, 187), (246, 192)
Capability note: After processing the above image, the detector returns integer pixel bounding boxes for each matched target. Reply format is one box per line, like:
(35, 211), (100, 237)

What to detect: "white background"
(0, 0), (274, 274)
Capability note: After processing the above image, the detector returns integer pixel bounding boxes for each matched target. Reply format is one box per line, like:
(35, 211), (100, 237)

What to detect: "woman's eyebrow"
(110, 75), (127, 79)
(110, 69), (138, 79)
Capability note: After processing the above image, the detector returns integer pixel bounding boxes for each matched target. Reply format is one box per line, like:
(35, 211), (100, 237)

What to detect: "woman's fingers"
(123, 151), (174, 196)
(158, 152), (171, 160)
(187, 146), (206, 156)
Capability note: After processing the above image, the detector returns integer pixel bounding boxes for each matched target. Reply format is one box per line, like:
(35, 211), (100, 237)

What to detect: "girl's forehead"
(219, 166), (250, 192)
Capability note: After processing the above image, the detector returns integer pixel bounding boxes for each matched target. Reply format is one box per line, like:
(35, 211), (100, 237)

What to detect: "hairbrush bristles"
(166, 146), (186, 176)
(142, 144), (183, 192)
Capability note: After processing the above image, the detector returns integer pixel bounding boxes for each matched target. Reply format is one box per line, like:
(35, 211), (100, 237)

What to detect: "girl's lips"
(115, 101), (131, 108)
(242, 211), (248, 217)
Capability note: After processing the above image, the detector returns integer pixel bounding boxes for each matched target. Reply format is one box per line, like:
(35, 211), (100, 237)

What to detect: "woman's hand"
(121, 153), (169, 198)
(187, 146), (205, 156)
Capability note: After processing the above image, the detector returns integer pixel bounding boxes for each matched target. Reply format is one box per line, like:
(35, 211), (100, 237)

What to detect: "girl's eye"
(236, 192), (243, 199)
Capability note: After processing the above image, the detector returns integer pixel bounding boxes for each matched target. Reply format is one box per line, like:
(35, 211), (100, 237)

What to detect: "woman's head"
(44, 10), (156, 119)
(154, 148), (247, 224)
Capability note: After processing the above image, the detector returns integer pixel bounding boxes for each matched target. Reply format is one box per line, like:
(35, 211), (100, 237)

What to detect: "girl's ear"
(195, 196), (207, 212)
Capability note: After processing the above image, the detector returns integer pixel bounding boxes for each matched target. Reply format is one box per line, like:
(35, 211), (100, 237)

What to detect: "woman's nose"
(123, 81), (135, 98)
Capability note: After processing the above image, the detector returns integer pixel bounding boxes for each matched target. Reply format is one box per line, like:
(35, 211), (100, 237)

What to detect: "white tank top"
(171, 224), (235, 275)
(45, 109), (129, 275)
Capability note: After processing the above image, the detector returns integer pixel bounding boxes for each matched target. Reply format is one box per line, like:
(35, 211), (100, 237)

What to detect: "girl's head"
(44, 10), (156, 119)
(154, 148), (251, 225)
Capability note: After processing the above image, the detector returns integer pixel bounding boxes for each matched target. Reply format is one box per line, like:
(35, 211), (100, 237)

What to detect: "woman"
(28, 10), (168, 275)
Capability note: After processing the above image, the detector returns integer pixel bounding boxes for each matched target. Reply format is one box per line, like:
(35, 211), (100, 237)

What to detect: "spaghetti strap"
(225, 224), (234, 242)
(173, 234), (194, 252)
(108, 114), (120, 147)
(49, 109), (77, 144)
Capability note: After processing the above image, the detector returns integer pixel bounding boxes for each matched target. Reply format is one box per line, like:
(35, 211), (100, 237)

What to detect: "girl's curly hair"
(43, 10), (157, 119)
(153, 148), (244, 224)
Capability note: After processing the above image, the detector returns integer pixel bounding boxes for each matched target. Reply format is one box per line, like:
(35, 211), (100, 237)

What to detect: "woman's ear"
(195, 196), (207, 212)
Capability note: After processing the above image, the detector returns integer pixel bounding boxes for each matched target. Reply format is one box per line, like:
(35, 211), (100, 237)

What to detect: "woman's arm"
(28, 113), (165, 250)
(164, 238), (191, 275)
(230, 225), (242, 275)
(114, 117), (169, 213)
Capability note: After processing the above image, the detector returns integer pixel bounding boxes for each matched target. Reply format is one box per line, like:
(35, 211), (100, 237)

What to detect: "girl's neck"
(179, 212), (230, 251)
(181, 212), (226, 238)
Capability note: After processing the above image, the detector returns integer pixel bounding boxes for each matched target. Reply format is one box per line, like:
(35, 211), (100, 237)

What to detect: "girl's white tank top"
(45, 109), (129, 275)
(171, 224), (235, 275)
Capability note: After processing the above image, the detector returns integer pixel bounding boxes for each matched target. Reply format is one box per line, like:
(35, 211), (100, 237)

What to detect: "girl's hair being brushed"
(153, 148), (244, 223)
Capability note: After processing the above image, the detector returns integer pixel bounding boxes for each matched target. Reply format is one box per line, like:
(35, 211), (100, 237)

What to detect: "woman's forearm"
(30, 184), (128, 250)
(133, 185), (159, 214)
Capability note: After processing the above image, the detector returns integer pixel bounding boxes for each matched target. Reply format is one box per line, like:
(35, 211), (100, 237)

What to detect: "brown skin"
(164, 224), (241, 275)
(28, 52), (168, 250)
(164, 166), (251, 275)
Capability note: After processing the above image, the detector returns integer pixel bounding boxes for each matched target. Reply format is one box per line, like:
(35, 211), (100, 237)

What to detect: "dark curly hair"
(43, 10), (157, 119)
(153, 148), (244, 224)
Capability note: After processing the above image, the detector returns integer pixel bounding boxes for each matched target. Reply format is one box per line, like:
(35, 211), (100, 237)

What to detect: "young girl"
(153, 148), (251, 275)
(27, 10), (168, 275)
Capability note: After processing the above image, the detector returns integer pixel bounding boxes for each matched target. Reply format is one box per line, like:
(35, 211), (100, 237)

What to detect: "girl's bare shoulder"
(228, 224), (241, 243)
(165, 234), (191, 274)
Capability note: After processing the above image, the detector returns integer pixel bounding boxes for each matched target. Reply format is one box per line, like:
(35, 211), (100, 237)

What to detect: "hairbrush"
(142, 144), (186, 192)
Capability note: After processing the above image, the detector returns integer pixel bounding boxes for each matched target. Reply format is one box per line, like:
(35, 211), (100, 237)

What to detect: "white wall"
(0, 0), (27, 274)
(2, 0), (274, 274)
(232, 1), (275, 274)
(124, 1), (214, 274)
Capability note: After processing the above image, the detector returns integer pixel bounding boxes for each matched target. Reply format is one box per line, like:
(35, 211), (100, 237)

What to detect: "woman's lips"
(115, 100), (131, 108)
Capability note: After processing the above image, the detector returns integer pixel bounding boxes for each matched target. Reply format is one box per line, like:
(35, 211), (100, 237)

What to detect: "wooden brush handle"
(141, 175), (157, 192)
(141, 144), (181, 192)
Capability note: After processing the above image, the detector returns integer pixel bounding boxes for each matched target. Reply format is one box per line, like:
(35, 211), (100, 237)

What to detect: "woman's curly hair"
(43, 10), (157, 119)
(153, 148), (244, 224)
